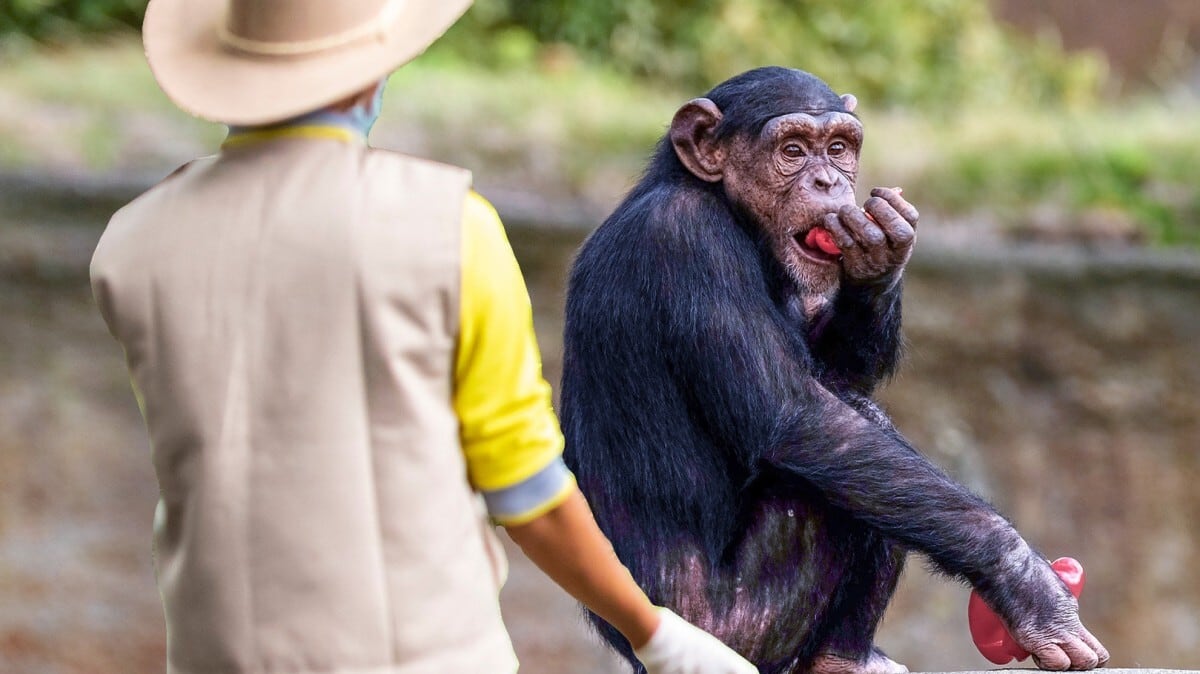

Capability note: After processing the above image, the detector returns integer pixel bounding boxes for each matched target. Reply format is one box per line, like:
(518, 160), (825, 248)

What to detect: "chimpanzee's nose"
(809, 166), (842, 192)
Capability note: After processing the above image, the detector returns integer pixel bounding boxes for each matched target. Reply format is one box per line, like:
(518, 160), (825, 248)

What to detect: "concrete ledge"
(926, 666), (1200, 671)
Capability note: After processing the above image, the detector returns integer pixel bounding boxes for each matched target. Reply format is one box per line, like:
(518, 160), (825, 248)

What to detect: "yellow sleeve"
(456, 191), (573, 523)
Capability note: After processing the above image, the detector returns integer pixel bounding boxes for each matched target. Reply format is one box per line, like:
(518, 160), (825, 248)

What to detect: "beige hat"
(143, 0), (473, 126)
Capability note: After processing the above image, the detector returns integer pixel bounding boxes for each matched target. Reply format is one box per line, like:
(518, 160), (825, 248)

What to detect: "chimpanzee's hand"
(1010, 602), (1109, 670)
(1005, 564), (1110, 670)
(822, 187), (918, 286)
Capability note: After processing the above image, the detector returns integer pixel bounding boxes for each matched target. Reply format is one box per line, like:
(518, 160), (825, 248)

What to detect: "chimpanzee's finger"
(837, 204), (887, 252)
(1078, 627), (1109, 667)
(1059, 635), (1101, 670)
(1030, 643), (1072, 671)
(870, 187), (920, 226)
(863, 196), (915, 251)
(837, 205), (891, 274)
(823, 212), (858, 255)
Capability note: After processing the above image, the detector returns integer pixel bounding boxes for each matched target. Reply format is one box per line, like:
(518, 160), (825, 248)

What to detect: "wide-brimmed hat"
(144, 0), (473, 126)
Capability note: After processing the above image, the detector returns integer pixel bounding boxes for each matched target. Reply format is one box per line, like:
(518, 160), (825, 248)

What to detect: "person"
(90, 1), (759, 673)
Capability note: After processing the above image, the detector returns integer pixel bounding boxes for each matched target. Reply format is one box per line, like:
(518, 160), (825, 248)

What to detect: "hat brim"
(144, 0), (472, 126)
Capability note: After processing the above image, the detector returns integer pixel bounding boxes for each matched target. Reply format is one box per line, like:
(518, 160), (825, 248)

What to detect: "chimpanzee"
(559, 67), (1109, 674)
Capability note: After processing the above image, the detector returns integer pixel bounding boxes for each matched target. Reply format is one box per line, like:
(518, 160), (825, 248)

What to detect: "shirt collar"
(222, 109), (366, 150)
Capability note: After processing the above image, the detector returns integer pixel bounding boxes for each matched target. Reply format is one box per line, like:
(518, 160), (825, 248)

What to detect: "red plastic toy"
(968, 557), (1085, 665)
(805, 228), (842, 256)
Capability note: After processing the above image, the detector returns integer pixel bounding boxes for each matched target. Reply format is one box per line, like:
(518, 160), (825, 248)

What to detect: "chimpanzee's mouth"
(793, 227), (842, 264)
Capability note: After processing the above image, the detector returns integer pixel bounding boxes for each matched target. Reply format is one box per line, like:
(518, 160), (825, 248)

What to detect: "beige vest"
(91, 138), (516, 674)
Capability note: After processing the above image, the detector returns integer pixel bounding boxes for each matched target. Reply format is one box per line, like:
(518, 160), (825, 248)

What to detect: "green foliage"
(3, 0), (1104, 110)
(920, 106), (1200, 246)
(0, 0), (144, 43)
(435, 0), (1105, 109)
(381, 57), (679, 193)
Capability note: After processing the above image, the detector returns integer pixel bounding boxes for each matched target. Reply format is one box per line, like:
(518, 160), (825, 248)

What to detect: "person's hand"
(634, 607), (759, 674)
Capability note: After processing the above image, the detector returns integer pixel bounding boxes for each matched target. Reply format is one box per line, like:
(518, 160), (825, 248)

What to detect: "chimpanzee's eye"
(828, 140), (847, 156)
(782, 143), (805, 159)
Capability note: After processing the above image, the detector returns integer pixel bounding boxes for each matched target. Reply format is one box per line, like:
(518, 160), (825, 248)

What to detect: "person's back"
(93, 133), (517, 672)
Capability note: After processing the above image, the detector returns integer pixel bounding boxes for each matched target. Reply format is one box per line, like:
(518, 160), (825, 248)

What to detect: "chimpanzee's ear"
(840, 94), (858, 113)
(670, 98), (725, 183)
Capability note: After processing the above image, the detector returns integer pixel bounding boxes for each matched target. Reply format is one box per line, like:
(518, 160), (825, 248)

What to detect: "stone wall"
(873, 245), (1200, 669)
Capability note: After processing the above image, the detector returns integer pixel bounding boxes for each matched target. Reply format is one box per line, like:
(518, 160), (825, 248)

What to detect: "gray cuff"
(481, 457), (574, 524)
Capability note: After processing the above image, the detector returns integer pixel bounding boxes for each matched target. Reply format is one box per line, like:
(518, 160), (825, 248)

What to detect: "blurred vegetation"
(868, 106), (1200, 247)
(0, 0), (1106, 108)
(0, 0), (143, 44)
(930, 107), (1200, 246)
(0, 1), (1197, 247)
(443, 0), (1106, 109)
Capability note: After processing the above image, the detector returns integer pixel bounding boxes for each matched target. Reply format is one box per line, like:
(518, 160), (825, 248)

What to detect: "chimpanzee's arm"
(658, 229), (1069, 634)
(809, 278), (904, 395)
(682, 297), (1021, 583)
(766, 383), (1096, 652)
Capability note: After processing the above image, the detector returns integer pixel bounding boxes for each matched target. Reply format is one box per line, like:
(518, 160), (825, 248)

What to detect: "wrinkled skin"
(562, 67), (1108, 674)
(811, 648), (909, 674)
(669, 95), (918, 309)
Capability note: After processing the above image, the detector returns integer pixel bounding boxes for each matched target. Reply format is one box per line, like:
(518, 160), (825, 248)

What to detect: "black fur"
(561, 68), (1042, 674)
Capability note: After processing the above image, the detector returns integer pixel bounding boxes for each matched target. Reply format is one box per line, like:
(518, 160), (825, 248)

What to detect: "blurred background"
(1, 1), (1198, 672)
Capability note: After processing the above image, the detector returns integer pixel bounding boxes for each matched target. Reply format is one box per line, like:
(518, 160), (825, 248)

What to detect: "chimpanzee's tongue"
(804, 227), (842, 256)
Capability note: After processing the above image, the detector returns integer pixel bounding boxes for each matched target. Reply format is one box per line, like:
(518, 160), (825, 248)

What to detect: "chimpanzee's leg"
(591, 495), (858, 674)
(809, 527), (908, 674)
(582, 495), (908, 674)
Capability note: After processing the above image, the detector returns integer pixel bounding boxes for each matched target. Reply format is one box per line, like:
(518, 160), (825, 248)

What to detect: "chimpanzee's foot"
(810, 647), (909, 674)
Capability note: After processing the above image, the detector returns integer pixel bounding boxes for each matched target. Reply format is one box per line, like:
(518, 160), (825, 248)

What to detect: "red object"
(805, 228), (842, 256)
(968, 557), (1085, 665)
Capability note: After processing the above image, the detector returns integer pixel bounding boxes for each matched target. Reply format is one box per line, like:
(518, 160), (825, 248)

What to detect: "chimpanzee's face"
(723, 111), (863, 297)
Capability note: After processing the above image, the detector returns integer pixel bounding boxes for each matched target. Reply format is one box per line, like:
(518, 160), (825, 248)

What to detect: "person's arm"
(454, 192), (757, 674)
(507, 489), (765, 674)
(504, 488), (660, 647)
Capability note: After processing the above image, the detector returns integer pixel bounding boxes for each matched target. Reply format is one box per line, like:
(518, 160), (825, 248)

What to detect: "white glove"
(634, 607), (759, 674)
